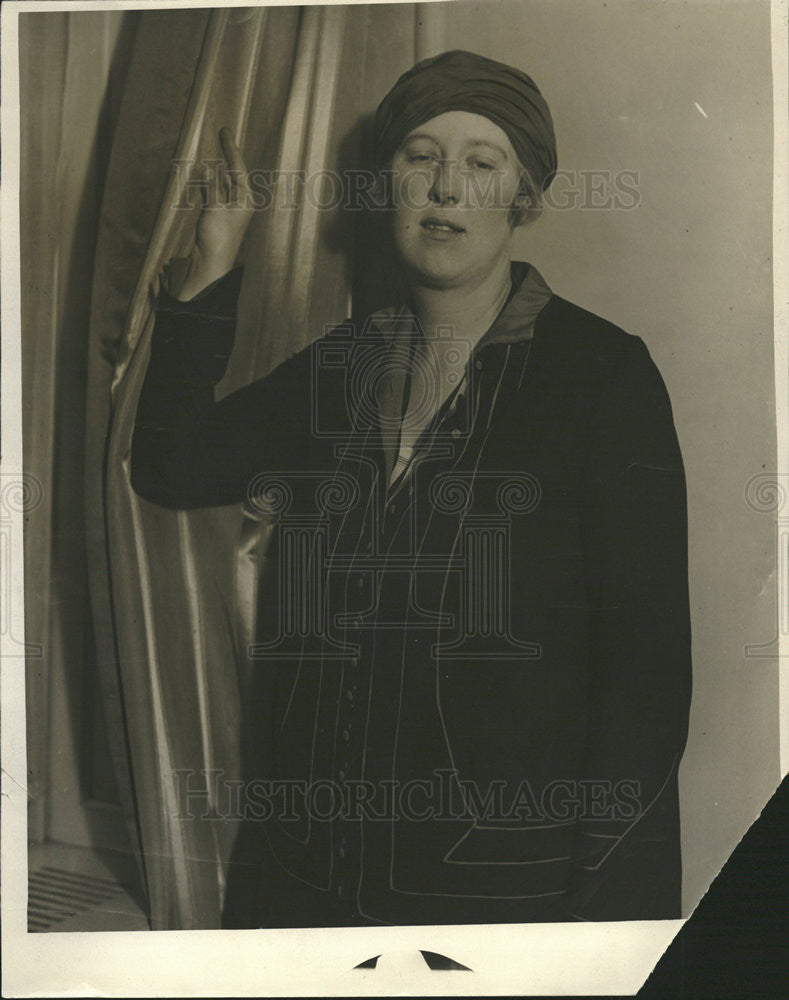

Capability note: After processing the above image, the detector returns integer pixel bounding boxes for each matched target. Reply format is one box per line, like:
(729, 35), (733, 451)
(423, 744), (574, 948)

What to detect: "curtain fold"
(21, 8), (138, 850)
(86, 4), (426, 929)
(87, 6), (301, 929)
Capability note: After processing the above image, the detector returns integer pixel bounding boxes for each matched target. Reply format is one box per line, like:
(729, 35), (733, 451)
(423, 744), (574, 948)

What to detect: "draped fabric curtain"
(20, 8), (134, 847)
(86, 4), (442, 929)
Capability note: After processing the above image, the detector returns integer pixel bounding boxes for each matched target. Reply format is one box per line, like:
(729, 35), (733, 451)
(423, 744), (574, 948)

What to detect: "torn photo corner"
(2, 0), (787, 996)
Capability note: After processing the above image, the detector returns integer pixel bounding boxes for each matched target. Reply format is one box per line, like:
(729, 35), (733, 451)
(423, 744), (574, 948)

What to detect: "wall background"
(405, 0), (777, 914)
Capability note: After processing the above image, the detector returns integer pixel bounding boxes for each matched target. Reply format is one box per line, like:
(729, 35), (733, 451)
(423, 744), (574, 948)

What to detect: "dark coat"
(132, 261), (692, 925)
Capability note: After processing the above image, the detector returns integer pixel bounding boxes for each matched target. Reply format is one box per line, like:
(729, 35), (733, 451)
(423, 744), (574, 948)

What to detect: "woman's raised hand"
(174, 127), (254, 301)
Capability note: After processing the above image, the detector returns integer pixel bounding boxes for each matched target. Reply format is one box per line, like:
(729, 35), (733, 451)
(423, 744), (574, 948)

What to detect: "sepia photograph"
(2, 0), (786, 994)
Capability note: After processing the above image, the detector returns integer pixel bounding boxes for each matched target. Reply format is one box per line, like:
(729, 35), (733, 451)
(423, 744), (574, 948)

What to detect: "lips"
(420, 216), (465, 234)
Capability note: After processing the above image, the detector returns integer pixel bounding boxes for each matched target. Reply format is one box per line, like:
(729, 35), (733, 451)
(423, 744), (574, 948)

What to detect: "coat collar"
(365, 263), (554, 488)
(364, 261), (553, 350)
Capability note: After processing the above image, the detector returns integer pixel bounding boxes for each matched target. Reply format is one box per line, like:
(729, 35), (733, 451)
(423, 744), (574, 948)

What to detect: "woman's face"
(390, 110), (523, 290)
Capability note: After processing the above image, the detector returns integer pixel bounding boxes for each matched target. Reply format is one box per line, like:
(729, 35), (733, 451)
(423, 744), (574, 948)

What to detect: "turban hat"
(373, 49), (557, 192)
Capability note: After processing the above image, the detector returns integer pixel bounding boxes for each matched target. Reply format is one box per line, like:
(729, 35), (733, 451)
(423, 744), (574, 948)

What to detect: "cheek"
(392, 207), (417, 242)
(472, 171), (520, 208)
(473, 202), (516, 243)
(391, 207), (420, 260)
(461, 172), (519, 230)
(392, 168), (432, 214)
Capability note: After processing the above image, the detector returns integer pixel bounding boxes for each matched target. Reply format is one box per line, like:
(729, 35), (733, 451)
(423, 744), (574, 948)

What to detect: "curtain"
(20, 9), (137, 848)
(86, 4), (443, 929)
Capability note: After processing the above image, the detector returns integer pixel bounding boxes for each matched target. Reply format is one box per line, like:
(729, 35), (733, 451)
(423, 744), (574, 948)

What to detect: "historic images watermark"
(170, 160), (642, 214)
(173, 768), (643, 824)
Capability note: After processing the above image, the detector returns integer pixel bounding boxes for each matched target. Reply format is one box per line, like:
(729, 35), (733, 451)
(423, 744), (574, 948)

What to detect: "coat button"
(342, 728), (350, 742)
(338, 769), (346, 780)
(346, 689), (355, 703)
(475, 358), (483, 370)
(338, 846), (346, 859)
(451, 427), (461, 439)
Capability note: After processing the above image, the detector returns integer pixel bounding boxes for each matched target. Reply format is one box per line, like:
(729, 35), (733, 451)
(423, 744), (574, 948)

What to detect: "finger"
(215, 159), (230, 201)
(199, 162), (212, 208)
(203, 162), (224, 207)
(219, 126), (248, 178)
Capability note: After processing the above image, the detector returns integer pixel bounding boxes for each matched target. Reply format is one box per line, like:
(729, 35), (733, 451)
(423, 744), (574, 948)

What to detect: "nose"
(428, 158), (461, 205)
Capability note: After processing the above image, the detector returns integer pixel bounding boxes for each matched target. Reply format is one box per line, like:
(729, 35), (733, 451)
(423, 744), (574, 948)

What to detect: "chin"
(412, 265), (466, 289)
(399, 246), (473, 289)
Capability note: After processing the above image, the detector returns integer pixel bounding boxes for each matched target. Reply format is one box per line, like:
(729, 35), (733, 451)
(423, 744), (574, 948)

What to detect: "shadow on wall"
(314, 107), (408, 324)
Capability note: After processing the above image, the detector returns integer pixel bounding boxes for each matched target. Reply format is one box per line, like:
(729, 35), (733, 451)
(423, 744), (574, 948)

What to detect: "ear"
(507, 188), (526, 229)
(512, 185), (533, 210)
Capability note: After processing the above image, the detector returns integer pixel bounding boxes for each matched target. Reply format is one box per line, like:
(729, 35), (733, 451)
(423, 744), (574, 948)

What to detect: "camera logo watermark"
(744, 473), (789, 658)
(1, 473), (44, 657)
(241, 316), (545, 661)
(244, 468), (542, 662)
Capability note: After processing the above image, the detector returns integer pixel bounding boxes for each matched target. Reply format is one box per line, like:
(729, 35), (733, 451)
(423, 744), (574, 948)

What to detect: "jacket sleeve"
(130, 267), (324, 509)
(567, 334), (692, 921)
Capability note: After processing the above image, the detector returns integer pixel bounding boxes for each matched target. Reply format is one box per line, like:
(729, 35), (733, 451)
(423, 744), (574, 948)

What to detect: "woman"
(132, 50), (692, 927)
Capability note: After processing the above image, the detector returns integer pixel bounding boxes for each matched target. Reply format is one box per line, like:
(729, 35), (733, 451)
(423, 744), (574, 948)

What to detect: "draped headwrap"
(374, 49), (557, 192)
